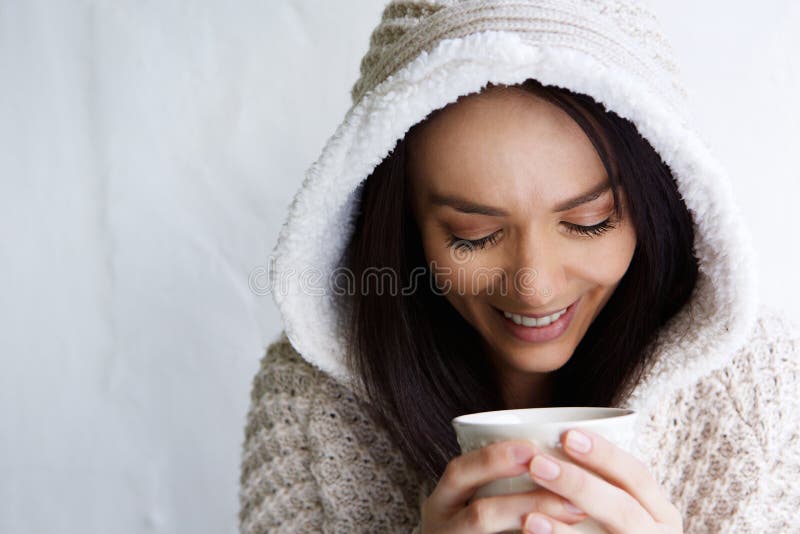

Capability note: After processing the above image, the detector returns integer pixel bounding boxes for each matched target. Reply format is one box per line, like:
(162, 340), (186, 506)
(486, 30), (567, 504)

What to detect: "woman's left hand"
(521, 427), (683, 534)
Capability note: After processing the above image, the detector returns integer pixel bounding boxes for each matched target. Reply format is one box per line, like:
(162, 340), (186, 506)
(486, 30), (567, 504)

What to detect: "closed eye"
(444, 218), (617, 251)
(563, 218), (617, 237)
(445, 231), (501, 251)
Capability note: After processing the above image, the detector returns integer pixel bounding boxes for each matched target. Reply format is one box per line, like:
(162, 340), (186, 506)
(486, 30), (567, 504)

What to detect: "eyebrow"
(430, 180), (612, 216)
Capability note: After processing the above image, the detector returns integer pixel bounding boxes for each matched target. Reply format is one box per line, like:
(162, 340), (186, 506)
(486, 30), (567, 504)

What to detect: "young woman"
(240, 2), (800, 533)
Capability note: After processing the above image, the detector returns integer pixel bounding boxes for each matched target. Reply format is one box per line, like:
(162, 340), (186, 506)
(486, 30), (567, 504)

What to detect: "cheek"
(571, 225), (637, 284)
(420, 230), (496, 321)
(420, 229), (450, 271)
(420, 230), (459, 290)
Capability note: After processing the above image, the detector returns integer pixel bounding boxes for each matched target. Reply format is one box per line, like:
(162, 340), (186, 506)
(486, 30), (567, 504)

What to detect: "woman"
(240, 1), (799, 533)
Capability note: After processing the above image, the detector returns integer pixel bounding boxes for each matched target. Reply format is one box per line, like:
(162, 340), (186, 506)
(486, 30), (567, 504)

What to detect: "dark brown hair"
(338, 78), (698, 484)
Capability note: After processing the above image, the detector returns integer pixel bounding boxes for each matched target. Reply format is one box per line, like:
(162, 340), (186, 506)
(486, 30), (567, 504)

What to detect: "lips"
(493, 296), (581, 343)
(503, 307), (567, 327)
(493, 298), (578, 319)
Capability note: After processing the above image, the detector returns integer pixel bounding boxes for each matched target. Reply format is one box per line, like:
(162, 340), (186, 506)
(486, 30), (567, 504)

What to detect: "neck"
(500, 372), (553, 410)
(480, 339), (554, 409)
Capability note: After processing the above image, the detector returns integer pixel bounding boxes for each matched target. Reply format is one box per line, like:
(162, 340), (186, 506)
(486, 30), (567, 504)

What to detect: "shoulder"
(702, 304), (800, 458)
(239, 334), (332, 532)
(706, 305), (800, 528)
(252, 331), (327, 389)
(241, 332), (426, 531)
(721, 303), (799, 374)
(250, 332), (376, 432)
(651, 304), (800, 531)
(707, 304), (800, 433)
(645, 304), (800, 436)
(249, 332), (337, 406)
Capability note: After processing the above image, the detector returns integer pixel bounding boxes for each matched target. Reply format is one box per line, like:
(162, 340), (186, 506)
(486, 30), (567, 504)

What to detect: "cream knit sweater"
(238, 305), (799, 532)
(240, 0), (800, 531)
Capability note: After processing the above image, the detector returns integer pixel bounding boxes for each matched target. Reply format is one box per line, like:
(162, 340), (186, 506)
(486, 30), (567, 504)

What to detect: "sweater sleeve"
(238, 334), (427, 533)
(696, 308), (800, 532)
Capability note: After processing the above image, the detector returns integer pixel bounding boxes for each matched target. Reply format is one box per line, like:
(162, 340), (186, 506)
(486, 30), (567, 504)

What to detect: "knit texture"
(238, 304), (800, 532)
(238, 337), (427, 532)
(351, 0), (688, 114)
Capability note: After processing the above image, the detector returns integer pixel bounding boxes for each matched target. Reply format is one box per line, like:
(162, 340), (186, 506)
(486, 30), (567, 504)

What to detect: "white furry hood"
(268, 0), (759, 420)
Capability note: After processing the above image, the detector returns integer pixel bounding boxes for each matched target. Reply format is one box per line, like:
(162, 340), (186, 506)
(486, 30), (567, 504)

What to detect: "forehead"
(406, 87), (606, 201)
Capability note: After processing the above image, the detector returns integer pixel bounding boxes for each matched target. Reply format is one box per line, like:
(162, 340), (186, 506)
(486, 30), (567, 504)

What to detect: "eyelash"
(445, 232), (501, 251)
(445, 218), (617, 251)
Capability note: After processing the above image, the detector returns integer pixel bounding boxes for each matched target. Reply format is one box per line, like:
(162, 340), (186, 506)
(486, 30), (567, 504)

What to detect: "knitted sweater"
(240, 0), (800, 531)
(239, 305), (800, 532)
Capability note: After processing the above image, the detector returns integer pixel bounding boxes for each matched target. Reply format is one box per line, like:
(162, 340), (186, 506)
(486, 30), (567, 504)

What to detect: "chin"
(515, 344), (573, 372)
(488, 337), (573, 374)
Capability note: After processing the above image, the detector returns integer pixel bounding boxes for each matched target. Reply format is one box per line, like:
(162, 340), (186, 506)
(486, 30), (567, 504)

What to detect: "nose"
(506, 231), (566, 308)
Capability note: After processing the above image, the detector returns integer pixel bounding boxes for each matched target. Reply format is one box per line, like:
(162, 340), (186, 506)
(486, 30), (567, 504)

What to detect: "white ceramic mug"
(452, 407), (638, 534)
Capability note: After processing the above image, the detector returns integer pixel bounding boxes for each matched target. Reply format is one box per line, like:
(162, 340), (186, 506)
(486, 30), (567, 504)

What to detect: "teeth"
(502, 308), (567, 327)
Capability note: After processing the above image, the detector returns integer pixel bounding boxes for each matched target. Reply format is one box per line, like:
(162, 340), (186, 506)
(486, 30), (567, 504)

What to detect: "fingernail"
(565, 430), (592, 453)
(525, 514), (552, 534)
(564, 500), (584, 514)
(531, 455), (560, 480)
(510, 445), (535, 464)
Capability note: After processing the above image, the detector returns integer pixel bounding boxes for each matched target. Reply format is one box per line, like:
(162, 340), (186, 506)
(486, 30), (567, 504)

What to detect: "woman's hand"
(420, 440), (591, 533)
(521, 427), (684, 534)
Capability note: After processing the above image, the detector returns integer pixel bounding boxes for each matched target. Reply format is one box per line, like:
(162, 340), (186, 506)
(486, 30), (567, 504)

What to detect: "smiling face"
(406, 85), (637, 409)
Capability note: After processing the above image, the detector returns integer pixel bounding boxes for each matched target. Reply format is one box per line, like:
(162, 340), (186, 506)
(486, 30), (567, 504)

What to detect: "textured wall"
(1, 1), (797, 533)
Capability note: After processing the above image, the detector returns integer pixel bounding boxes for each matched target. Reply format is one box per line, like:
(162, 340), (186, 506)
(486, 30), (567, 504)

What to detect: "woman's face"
(407, 86), (637, 406)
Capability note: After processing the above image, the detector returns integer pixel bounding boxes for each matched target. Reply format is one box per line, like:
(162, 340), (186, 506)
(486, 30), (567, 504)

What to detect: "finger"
(528, 452), (655, 533)
(559, 427), (681, 525)
(450, 488), (589, 532)
(523, 512), (582, 534)
(430, 440), (540, 512)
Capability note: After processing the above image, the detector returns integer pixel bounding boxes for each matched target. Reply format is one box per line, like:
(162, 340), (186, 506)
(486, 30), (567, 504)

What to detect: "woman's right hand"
(419, 440), (589, 533)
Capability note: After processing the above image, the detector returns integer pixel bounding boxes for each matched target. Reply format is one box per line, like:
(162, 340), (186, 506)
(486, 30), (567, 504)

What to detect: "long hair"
(338, 78), (698, 484)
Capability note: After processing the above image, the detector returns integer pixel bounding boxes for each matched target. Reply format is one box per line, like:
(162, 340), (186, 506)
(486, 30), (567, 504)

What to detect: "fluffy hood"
(269, 0), (759, 421)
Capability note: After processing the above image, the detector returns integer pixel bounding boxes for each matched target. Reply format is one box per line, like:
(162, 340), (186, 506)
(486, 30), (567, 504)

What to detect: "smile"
(492, 297), (581, 343)
(501, 307), (568, 327)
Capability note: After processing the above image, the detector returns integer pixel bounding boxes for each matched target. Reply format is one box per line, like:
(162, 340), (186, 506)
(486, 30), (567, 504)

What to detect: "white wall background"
(1, 1), (797, 533)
